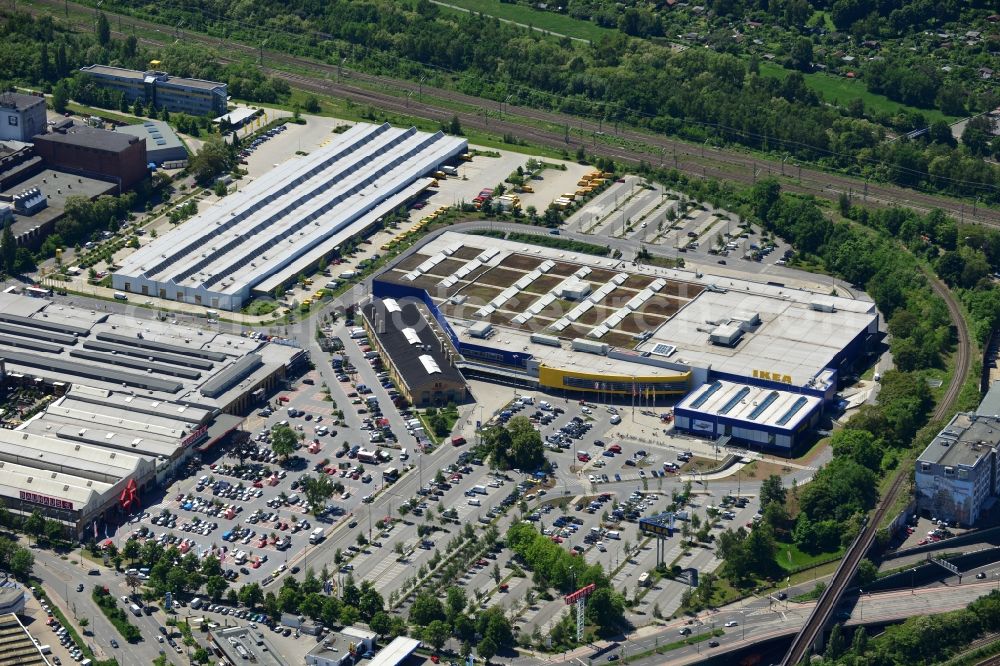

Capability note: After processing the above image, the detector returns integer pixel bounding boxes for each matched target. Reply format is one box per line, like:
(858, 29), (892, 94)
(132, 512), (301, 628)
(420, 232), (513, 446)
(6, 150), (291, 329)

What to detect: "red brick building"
(32, 122), (147, 191)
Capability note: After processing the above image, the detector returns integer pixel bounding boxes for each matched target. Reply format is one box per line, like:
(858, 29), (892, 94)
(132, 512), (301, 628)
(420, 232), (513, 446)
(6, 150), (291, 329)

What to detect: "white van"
(400, 448), (409, 460)
(468, 498), (481, 507)
(338, 270), (357, 280)
(539, 401), (552, 411)
(113, 292), (128, 301)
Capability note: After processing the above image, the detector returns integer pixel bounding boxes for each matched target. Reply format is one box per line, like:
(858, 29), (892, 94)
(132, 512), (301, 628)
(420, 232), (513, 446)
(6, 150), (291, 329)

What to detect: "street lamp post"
(911, 568), (917, 594)
(859, 589), (863, 621)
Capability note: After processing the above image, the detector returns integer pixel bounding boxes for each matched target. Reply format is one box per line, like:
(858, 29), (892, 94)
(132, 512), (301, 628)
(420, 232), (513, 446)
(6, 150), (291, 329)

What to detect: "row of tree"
(408, 588), (514, 660)
(506, 522), (626, 637)
(820, 589), (1000, 664)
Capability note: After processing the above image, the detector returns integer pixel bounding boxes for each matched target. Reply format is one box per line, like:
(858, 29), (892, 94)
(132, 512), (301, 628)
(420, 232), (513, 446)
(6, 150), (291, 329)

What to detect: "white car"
(724, 621), (738, 627)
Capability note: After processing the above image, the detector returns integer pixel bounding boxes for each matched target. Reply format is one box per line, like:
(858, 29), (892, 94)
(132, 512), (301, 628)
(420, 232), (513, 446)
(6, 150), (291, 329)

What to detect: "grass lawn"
(776, 540), (844, 573)
(434, 0), (612, 42)
(758, 62), (958, 124)
(66, 101), (144, 126)
(419, 406), (460, 444)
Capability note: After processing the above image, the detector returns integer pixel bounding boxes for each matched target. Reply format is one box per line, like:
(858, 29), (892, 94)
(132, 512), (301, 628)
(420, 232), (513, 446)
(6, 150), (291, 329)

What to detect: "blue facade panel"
(708, 369), (830, 399)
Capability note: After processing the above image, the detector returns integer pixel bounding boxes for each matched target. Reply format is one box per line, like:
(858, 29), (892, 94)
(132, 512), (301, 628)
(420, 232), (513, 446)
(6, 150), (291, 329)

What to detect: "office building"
(32, 121), (147, 190)
(915, 411), (1000, 526)
(114, 122), (467, 310)
(80, 65), (227, 116)
(0, 93), (46, 143)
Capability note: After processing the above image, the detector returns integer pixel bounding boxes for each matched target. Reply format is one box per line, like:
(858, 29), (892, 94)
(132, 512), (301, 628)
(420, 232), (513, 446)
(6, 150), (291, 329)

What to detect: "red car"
(578, 453), (590, 462)
(609, 444), (622, 454)
(278, 396), (290, 403)
(499, 583), (509, 592)
(430, 656), (440, 664)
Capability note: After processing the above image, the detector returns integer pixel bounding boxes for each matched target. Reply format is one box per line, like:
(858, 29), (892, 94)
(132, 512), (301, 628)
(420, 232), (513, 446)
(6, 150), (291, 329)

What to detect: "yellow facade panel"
(537, 365), (691, 395)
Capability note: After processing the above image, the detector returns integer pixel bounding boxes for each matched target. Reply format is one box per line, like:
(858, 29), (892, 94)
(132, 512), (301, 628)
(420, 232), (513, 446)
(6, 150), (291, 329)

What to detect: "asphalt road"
(582, 581), (1000, 666)
(32, 549), (184, 665)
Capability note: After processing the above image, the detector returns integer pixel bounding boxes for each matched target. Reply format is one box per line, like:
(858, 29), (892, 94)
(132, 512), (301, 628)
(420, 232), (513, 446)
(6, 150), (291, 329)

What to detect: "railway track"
(24, 0), (1000, 228)
(783, 269), (972, 665)
(925, 267), (972, 422)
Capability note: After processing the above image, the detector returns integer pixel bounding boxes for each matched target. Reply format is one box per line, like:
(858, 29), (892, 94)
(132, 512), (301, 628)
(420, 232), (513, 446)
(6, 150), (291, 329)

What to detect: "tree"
(409, 591), (445, 626)
(96, 12), (111, 46)
(239, 583), (264, 608)
(826, 622), (846, 659)
(0, 221), (15, 276)
(370, 611), (392, 636)
(357, 583), (384, 621)
(491, 563), (502, 584)
(928, 120), (956, 146)
(759, 475), (786, 509)
(961, 116), (994, 157)
(10, 547), (33, 579)
(423, 619), (449, 652)
(448, 115), (462, 136)
(788, 37), (813, 72)
(478, 635), (498, 664)
(24, 511), (44, 541)
(302, 475), (335, 515)
(51, 80), (70, 115)
(270, 424), (297, 461)
(189, 136), (235, 186)
(445, 586), (466, 619)
(586, 587), (626, 635)
(303, 96), (321, 113)
(857, 558), (878, 587)
(206, 575), (228, 601)
(124, 572), (141, 598)
(122, 538), (141, 564)
(478, 606), (513, 650)
(43, 519), (63, 543)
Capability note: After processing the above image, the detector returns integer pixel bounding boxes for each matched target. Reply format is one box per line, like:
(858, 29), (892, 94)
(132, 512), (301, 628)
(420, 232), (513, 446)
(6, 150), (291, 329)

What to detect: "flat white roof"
(0, 293), (299, 408)
(116, 122), (466, 299)
(367, 636), (422, 666)
(411, 232), (876, 388)
(0, 458), (109, 509)
(677, 380), (821, 430)
(652, 289), (876, 386)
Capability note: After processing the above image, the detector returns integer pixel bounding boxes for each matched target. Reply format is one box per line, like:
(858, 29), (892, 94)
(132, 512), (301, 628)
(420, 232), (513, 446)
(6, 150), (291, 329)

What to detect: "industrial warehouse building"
(371, 231), (880, 454)
(32, 120), (148, 191)
(0, 292), (305, 536)
(115, 119), (188, 165)
(80, 65), (228, 116)
(114, 122), (467, 310)
(361, 298), (469, 407)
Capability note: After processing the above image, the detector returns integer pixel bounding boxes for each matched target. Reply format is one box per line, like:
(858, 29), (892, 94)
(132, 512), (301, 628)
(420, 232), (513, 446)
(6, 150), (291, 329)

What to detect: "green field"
(776, 540), (844, 572)
(758, 62), (958, 124)
(433, 0), (612, 42)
